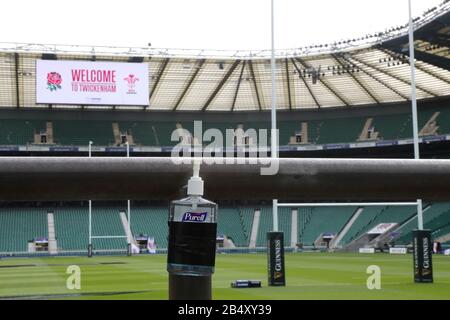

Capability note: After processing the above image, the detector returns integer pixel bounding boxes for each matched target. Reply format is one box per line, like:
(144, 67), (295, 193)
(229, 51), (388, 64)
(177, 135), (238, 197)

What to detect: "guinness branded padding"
(267, 232), (286, 286)
(413, 229), (433, 283)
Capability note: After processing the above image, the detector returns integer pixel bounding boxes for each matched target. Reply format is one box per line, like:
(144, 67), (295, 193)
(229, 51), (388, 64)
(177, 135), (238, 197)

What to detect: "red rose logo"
(47, 72), (62, 91)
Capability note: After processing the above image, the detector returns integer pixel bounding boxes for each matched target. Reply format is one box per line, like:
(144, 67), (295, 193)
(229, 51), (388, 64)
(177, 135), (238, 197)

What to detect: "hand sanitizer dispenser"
(167, 160), (218, 300)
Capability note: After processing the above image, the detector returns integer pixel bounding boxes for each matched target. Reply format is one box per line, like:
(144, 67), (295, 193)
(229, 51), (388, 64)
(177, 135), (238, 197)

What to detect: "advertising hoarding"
(36, 59), (149, 106)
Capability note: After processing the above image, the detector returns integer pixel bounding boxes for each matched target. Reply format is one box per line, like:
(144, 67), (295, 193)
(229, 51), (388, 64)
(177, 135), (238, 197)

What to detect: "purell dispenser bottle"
(167, 161), (218, 300)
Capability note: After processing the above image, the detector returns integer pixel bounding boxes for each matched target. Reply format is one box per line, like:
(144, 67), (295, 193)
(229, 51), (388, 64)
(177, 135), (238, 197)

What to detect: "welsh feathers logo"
(46, 72), (62, 91)
(123, 74), (139, 94)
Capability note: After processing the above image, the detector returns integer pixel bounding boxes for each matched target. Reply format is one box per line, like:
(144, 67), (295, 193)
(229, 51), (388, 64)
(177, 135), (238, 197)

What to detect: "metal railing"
(0, 157), (449, 201)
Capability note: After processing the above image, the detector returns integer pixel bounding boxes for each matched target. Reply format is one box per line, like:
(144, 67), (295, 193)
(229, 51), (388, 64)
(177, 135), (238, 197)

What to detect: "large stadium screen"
(36, 60), (149, 106)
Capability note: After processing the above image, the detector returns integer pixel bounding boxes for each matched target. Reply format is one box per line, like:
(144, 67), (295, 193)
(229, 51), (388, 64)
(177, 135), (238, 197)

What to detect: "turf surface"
(0, 253), (449, 300)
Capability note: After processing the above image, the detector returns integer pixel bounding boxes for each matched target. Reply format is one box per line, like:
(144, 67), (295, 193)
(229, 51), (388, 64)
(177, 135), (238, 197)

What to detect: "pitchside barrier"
(0, 157), (450, 201)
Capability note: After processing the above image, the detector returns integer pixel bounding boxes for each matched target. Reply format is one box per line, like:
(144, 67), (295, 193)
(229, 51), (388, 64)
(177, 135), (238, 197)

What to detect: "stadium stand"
(256, 207), (291, 247)
(153, 122), (178, 146)
(298, 207), (355, 246)
(339, 207), (383, 245)
(372, 114), (412, 140)
(118, 122), (158, 146)
(364, 206), (416, 232)
(0, 203), (449, 254)
(217, 207), (249, 247)
(255, 208), (272, 247)
(279, 121), (300, 145)
(0, 120), (46, 145)
(53, 120), (115, 146)
(55, 206), (128, 252)
(314, 118), (364, 144)
(418, 107), (450, 134)
(340, 206), (417, 245)
(433, 224), (450, 241)
(2, 105), (450, 148)
(129, 207), (168, 248)
(0, 208), (48, 253)
(91, 207), (128, 250)
(395, 203), (450, 245)
(278, 208), (293, 247)
(54, 207), (88, 251)
(237, 207), (255, 246)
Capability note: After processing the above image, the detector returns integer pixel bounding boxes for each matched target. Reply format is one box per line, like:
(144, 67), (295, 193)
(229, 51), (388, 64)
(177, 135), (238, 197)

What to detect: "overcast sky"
(0, 0), (443, 51)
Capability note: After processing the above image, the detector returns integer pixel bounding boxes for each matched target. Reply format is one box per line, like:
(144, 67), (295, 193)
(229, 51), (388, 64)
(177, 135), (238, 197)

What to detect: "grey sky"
(0, 0), (443, 50)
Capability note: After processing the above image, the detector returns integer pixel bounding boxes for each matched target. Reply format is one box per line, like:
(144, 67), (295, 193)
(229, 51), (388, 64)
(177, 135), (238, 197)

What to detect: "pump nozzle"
(187, 159), (204, 196)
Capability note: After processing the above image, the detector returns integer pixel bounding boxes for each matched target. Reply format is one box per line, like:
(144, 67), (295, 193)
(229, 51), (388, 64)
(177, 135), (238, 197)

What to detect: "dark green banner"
(267, 231), (286, 286)
(413, 229), (433, 283)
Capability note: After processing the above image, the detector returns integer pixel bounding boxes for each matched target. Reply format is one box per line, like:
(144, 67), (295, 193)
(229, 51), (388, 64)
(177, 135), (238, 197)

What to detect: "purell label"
(182, 212), (208, 222)
(172, 203), (215, 223)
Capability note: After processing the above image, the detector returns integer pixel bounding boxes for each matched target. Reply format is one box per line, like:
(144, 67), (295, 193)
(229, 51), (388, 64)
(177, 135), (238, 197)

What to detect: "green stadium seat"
(298, 207), (354, 246)
(53, 120), (115, 146)
(256, 207), (291, 247)
(0, 120), (46, 145)
(0, 208), (48, 253)
(129, 207), (168, 248)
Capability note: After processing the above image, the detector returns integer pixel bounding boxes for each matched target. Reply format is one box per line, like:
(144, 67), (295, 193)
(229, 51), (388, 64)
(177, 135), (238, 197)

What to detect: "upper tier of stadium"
(0, 1), (449, 112)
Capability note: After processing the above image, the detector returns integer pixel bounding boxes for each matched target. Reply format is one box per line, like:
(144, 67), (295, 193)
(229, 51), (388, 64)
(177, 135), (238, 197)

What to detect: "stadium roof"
(1, 1), (450, 112)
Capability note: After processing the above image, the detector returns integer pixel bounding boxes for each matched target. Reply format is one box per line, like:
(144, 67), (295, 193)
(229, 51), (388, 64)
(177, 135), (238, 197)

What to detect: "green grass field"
(0, 253), (449, 300)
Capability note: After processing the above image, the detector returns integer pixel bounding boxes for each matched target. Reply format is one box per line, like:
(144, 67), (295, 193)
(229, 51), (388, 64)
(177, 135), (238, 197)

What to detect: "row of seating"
(0, 120), (46, 145)
(256, 207), (292, 247)
(395, 203), (450, 245)
(0, 208), (48, 252)
(0, 206), (255, 252)
(1, 204), (449, 252)
(340, 206), (418, 245)
(298, 207), (355, 246)
(1, 107), (450, 146)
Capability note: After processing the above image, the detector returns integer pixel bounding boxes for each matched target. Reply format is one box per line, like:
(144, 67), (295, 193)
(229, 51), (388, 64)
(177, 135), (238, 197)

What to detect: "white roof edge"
(0, 3), (448, 60)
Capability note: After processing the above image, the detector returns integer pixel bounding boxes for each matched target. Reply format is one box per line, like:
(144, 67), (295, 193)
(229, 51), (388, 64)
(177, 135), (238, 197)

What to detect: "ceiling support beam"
(332, 54), (380, 104)
(384, 44), (450, 71)
(413, 50), (450, 78)
(247, 60), (262, 111)
(147, 58), (170, 109)
(202, 60), (241, 111)
(172, 59), (206, 111)
(380, 47), (450, 85)
(14, 53), (20, 108)
(419, 35), (450, 49)
(285, 58), (293, 110)
(231, 61), (246, 111)
(295, 57), (350, 107)
(348, 55), (410, 100)
(352, 51), (436, 97)
(290, 58), (321, 108)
